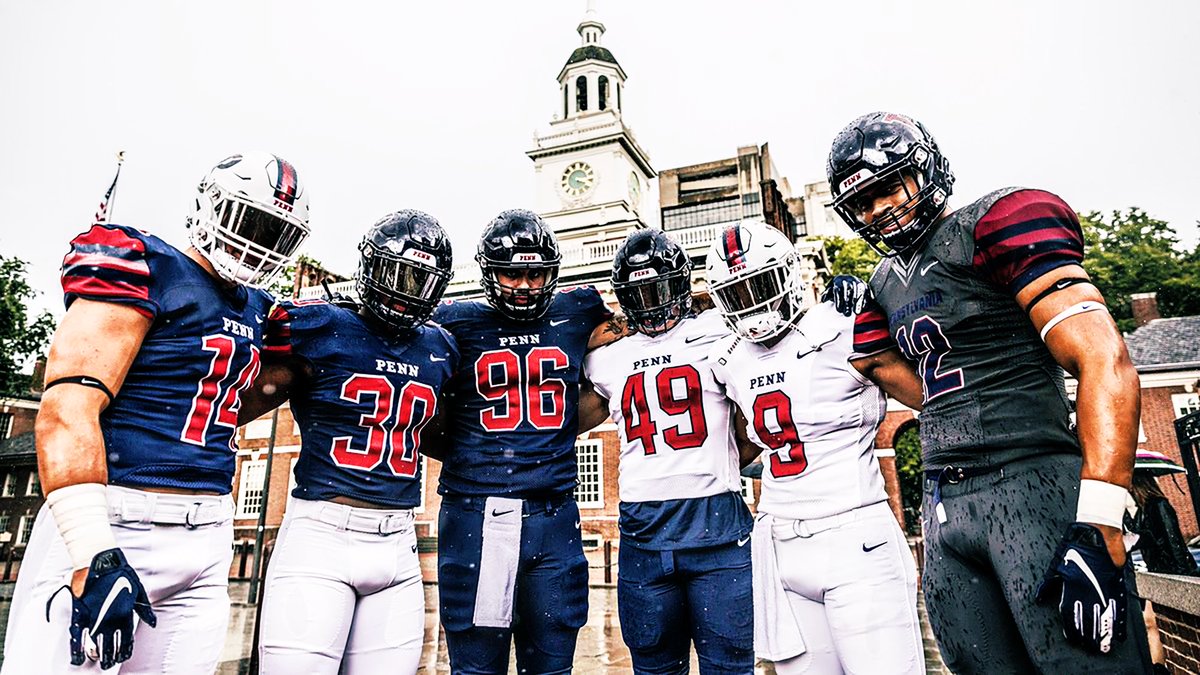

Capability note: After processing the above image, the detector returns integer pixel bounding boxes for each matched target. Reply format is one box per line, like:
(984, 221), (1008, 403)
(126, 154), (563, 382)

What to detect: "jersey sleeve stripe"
(852, 305), (894, 355)
(62, 248), (151, 277)
(263, 304), (294, 356)
(61, 225), (157, 317)
(973, 190), (1085, 294)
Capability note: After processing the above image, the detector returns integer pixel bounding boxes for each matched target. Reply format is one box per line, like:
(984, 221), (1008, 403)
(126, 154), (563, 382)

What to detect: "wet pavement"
(0, 582), (947, 673)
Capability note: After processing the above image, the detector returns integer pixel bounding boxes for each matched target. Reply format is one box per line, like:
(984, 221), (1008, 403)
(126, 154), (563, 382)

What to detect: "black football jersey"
(853, 188), (1084, 468)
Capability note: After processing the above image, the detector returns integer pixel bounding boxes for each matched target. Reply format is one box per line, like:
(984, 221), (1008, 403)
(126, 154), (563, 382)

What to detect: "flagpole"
(106, 151), (126, 223)
(93, 151), (126, 226)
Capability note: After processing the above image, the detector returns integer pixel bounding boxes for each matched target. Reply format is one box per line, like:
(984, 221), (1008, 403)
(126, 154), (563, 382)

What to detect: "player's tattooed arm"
(1019, 264), (1138, 565)
(587, 312), (634, 350)
(850, 349), (924, 411)
(37, 299), (152, 595)
(733, 409), (762, 468)
(239, 361), (308, 424)
(577, 382), (610, 432)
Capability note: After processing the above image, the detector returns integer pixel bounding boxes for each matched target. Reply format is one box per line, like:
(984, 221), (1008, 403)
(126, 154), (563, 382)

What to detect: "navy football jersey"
(432, 287), (612, 497)
(264, 301), (458, 508)
(853, 189), (1082, 469)
(61, 224), (273, 493)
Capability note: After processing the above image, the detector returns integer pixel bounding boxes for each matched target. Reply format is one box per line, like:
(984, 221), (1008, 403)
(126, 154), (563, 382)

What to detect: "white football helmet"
(187, 151), (311, 287)
(705, 219), (808, 343)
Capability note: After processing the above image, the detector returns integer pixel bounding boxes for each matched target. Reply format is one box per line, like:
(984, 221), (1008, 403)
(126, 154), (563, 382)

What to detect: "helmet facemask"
(710, 251), (806, 343)
(188, 153), (311, 287)
(613, 267), (693, 336)
(358, 241), (452, 332)
(831, 150), (948, 257)
(479, 258), (561, 322)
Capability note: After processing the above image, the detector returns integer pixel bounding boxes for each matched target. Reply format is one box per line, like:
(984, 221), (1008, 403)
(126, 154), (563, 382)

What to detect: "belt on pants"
(289, 498), (414, 536)
(107, 485), (233, 528)
(925, 464), (1000, 524)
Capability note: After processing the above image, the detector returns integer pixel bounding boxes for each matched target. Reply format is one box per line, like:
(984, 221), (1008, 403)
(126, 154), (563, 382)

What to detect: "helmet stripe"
(723, 226), (745, 268)
(274, 157), (298, 205)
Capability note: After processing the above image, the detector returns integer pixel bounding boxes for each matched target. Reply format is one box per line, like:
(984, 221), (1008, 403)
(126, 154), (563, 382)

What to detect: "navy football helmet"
(476, 209), (561, 321)
(826, 112), (954, 256)
(612, 229), (693, 336)
(357, 210), (453, 332)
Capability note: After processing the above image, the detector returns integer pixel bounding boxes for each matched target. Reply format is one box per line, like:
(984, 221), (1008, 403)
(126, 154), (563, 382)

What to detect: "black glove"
(1035, 523), (1127, 654)
(48, 548), (157, 669)
(821, 275), (870, 316)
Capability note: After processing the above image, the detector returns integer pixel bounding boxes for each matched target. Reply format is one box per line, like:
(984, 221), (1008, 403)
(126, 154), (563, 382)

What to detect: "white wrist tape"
(46, 483), (117, 571)
(1076, 479), (1130, 529)
(1040, 301), (1106, 341)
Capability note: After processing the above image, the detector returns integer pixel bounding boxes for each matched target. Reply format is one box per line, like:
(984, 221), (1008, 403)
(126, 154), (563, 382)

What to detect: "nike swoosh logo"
(430, 355), (447, 362)
(574, 521), (581, 528)
(737, 536), (751, 547)
(1063, 549), (1107, 602)
(92, 577), (133, 633)
(862, 541), (887, 553)
(78, 377), (102, 387)
(550, 319), (569, 326)
(491, 509), (514, 517)
(254, 316), (263, 324)
(920, 260), (939, 276)
(411, 544), (418, 553)
(684, 336), (705, 344)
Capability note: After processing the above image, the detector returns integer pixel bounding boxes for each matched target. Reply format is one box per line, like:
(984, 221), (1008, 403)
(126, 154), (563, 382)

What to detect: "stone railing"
(1137, 571), (1200, 672)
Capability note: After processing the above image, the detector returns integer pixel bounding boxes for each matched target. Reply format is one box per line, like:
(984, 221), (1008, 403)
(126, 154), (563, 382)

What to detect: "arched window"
(563, 84), (569, 118)
(576, 75), (588, 112)
(598, 76), (608, 110)
(616, 82), (621, 110)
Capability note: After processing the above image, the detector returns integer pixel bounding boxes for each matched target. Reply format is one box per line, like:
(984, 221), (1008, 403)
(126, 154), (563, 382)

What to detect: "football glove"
(821, 275), (870, 316)
(1035, 522), (1127, 654)
(47, 548), (156, 670)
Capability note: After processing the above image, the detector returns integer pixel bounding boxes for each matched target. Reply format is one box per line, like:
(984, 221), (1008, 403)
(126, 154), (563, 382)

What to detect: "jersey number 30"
(330, 375), (437, 478)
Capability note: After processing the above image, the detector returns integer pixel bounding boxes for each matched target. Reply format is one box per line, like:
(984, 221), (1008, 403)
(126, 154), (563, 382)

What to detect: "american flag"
(93, 151), (126, 226)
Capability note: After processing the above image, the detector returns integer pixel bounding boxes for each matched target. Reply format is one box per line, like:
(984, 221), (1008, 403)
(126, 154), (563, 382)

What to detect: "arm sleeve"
(972, 189), (1085, 295)
(61, 225), (158, 318)
(851, 296), (895, 358)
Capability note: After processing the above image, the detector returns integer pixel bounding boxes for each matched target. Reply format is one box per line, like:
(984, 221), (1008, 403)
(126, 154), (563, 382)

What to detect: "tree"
(893, 423), (923, 535)
(1078, 208), (1200, 332)
(0, 257), (55, 396)
(813, 235), (881, 282)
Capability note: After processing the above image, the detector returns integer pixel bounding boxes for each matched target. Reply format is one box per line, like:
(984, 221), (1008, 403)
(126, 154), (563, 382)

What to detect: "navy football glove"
(1035, 522), (1127, 654)
(47, 548), (156, 670)
(821, 275), (870, 316)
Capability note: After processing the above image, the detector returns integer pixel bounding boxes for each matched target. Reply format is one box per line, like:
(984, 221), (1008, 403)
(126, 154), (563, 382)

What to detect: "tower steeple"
(557, 0), (625, 121)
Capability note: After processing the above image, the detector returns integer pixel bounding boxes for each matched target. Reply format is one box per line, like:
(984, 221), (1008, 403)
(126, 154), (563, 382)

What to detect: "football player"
(580, 229), (755, 674)
(239, 210), (457, 674)
(2, 152), (310, 673)
(706, 219), (925, 675)
(430, 209), (615, 675)
(829, 111), (1152, 672)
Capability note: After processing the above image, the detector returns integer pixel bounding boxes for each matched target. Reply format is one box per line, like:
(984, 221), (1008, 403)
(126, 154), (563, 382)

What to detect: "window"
(16, 515), (33, 547)
(236, 460), (268, 519)
(661, 198), (742, 231)
(598, 75), (608, 110)
(0, 412), (12, 440)
(243, 417), (275, 440)
(1, 474), (13, 498)
(574, 440), (603, 508)
(563, 84), (569, 119)
(1172, 393), (1200, 418)
(25, 472), (39, 497)
(740, 477), (756, 504)
(576, 75), (588, 112)
(0, 514), (11, 535)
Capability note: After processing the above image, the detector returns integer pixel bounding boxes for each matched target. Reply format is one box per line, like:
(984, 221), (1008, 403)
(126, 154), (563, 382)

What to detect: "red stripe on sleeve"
(73, 224), (148, 254)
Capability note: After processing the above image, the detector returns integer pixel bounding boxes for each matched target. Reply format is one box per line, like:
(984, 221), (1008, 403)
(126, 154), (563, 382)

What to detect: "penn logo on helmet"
(629, 268), (658, 280)
(402, 248), (436, 266)
(840, 168), (874, 192)
(513, 253), (543, 263)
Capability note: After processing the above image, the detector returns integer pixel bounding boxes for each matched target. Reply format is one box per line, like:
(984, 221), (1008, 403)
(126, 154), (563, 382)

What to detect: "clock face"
(627, 172), (641, 207)
(561, 161), (595, 198)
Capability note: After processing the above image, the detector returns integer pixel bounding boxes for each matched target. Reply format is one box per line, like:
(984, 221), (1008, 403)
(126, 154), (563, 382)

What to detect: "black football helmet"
(357, 210), (453, 332)
(476, 209), (561, 321)
(612, 229), (693, 335)
(826, 112), (954, 256)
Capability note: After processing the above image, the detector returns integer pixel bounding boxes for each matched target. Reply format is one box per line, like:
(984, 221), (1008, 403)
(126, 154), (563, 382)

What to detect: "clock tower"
(527, 0), (656, 287)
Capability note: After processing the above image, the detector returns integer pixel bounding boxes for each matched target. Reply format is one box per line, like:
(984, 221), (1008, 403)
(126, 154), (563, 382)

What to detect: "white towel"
(472, 497), (524, 628)
(752, 512), (807, 661)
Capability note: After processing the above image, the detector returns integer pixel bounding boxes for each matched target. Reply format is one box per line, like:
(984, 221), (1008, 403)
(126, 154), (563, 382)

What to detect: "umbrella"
(1135, 449), (1187, 476)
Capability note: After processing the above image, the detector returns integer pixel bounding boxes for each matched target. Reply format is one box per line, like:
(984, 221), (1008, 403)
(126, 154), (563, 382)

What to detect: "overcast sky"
(2, 1), (1197, 316)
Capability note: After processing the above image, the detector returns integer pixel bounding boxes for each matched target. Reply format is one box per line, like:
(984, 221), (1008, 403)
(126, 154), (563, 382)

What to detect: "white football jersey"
(711, 302), (888, 521)
(584, 310), (743, 504)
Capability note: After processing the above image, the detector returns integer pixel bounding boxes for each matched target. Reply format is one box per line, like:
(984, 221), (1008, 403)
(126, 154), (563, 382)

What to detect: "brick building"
(0, 394), (44, 579)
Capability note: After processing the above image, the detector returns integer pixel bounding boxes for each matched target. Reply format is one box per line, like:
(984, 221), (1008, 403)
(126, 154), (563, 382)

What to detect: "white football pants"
(2, 486), (234, 674)
(258, 498), (424, 675)
(767, 502), (924, 675)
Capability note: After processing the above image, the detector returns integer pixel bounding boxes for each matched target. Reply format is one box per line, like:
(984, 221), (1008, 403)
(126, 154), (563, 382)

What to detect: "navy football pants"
(438, 494), (588, 675)
(618, 538), (754, 675)
(923, 452), (1152, 674)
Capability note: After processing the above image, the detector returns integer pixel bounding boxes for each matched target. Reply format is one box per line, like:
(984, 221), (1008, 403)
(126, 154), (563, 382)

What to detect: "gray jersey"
(853, 188), (1086, 468)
